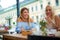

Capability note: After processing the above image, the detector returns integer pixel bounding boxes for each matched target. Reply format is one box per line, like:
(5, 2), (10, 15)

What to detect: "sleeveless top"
(45, 16), (57, 35)
(46, 18), (55, 29)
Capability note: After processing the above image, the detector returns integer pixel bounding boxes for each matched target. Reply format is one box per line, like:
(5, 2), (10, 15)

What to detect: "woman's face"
(46, 6), (52, 17)
(22, 9), (29, 19)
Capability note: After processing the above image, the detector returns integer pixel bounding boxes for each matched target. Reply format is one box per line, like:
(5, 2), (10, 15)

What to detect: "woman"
(16, 7), (36, 33)
(45, 5), (60, 31)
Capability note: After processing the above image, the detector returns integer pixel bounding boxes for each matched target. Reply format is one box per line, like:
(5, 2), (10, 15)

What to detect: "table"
(0, 30), (8, 35)
(0, 30), (8, 40)
(3, 34), (27, 40)
(3, 31), (60, 40)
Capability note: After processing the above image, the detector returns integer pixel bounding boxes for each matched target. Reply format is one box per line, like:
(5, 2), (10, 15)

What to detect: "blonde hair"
(46, 5), (55, 19)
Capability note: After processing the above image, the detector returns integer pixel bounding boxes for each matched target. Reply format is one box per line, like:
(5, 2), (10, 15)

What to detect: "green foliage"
(13, 22), (15, 24)
(9, 25), (12, 29)
(40, 20), (46, 27)
(39, 20), (47, 36)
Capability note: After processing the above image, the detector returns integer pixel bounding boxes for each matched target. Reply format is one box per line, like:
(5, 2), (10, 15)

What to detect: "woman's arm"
(30, 23), (37, 33)
(45, 16), (60, 28)
(16, 22), (26, 33)
(55, 16), (60, 30)
(15, 22), (21, 33)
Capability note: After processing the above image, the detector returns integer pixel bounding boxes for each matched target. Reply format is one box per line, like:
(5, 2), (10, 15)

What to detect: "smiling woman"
(16, 7), (36, 35)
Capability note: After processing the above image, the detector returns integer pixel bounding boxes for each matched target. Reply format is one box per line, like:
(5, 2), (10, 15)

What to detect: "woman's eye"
(46, 10), (47, 11)
(23, 12), (26, 13)
(49, 9), (51, 11)
(46, 9), (51, 11)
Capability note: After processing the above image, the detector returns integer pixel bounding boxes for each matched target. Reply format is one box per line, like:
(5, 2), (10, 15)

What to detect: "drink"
(48, 34), (55, 37)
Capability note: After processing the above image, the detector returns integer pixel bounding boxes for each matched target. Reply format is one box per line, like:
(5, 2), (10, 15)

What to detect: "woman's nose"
(47, 10), (50, 13)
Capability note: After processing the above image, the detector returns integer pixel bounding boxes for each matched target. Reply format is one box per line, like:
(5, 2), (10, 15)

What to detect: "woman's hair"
(20, 7), (29, 22)
(20, 7), (29, 14)
(18, 7), (33, 25)
(45, 5), (55, 19)
(20, 7), (29, 21)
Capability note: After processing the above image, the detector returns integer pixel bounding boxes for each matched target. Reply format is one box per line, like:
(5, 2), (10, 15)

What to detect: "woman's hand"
(57, 28), (60, 31)
(31, 28), (36, 33)
(45, 16), (56, 28)
(21, 27), (26, 31)
(45, 16), (53, 24)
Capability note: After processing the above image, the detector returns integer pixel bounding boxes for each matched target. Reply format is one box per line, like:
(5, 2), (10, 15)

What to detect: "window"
(58, 14), (60, 17)
(0, 0), (1, 2)
(36, 16), (38, 22)
(31, 7), (33, 12)
(32, 16), (34, 19)
(0, 5), (2, 10)
(35, 5), (38, 11)
(48, 2), (50, 5)
(41, 4), (43, 9)
(56, 0), (59, 6)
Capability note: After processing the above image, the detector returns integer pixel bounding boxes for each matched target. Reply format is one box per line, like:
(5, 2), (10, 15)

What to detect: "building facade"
(0, 0), (60, 27)
(20, 0), (60, 22)
(0, 5), (17, 27)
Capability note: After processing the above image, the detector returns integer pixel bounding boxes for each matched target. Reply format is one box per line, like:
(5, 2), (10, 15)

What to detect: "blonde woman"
(45, 5), (60, 31)
(16, 8), (36, 33)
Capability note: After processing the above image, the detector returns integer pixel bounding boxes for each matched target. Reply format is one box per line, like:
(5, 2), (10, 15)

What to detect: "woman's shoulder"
(17, 17), (22, 22)
(54, 15), (60, 22)
(29, 18), (34, 22)
(54, 15), (60, 19)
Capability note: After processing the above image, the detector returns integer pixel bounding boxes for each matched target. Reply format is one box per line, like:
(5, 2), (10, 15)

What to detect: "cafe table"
(3, 34), (27, 40)
(3, 31), (60, 40)
(3, 34), (60, 40)
(0, 30), (8, 35)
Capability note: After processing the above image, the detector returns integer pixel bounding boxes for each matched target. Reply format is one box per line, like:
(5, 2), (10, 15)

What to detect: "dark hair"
(21, 7), (29, 13)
